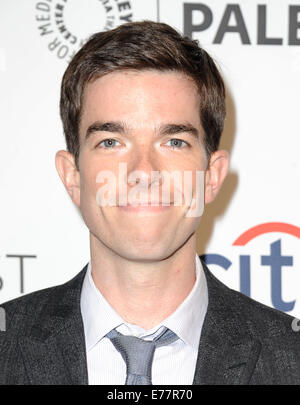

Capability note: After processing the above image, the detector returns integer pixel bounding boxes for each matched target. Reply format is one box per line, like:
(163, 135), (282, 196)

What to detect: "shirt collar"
(80, 262), (125, 351)
(80, 254), (208, 352)
(154, 254), (208, 350)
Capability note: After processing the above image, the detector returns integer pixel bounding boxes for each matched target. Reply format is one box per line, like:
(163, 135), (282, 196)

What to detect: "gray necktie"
(106, 327), (179, 385)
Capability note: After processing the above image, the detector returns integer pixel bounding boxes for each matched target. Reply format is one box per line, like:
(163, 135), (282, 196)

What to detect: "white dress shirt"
(80, 254), (208, 385)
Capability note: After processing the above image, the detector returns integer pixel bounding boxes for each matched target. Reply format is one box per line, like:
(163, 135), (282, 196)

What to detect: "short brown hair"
(60, 20), (225, 169)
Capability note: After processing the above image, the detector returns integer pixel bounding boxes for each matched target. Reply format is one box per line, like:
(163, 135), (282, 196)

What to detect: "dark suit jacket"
(0, 258), (300, 385)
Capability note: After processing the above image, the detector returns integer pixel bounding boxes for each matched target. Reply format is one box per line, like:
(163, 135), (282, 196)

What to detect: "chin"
(129, 223), (172, 244)
(115, 242), (175, 263)
(120, 225), (184, 260)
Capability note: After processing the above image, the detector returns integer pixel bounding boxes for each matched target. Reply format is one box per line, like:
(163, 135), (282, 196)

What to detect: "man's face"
(77, 70), (209, 261)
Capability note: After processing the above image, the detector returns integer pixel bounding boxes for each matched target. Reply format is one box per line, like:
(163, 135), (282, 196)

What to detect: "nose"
(126, 147), (162, 188)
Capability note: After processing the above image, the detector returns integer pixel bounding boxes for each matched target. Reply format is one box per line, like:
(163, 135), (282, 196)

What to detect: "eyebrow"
(85, 121), (200, 142)
(160, 123), (199, 139)
(85, 121), (125, 141)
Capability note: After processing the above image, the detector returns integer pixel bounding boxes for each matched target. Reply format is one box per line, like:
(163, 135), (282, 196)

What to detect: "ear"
(204, 150), (229, 204)
(55, 150), (80, 207)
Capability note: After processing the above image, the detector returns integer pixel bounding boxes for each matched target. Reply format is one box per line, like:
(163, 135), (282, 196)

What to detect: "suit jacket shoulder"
(0, 266), (87, 336)
(204, 263), (296, 336)
(0, 266), (88, 385)
(196, 263), (300, 384)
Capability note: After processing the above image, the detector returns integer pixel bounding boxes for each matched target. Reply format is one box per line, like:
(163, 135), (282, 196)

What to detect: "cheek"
(80, 165), (122, 213)
(79, 165), (100, 203)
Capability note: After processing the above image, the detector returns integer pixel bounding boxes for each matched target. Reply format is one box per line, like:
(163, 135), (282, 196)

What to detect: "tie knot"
(106, 327), (178, 385)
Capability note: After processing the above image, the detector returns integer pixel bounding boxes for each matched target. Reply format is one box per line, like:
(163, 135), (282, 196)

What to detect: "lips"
(118, 202), (173, 207)
(116, 202), (174, 213)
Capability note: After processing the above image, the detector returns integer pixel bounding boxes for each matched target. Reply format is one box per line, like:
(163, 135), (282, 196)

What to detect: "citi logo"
(202, 222), (300, 312)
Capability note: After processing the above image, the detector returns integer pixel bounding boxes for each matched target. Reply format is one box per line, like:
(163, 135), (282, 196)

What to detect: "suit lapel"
(193, 260), (262, 385)
(18, 266), (89, 385)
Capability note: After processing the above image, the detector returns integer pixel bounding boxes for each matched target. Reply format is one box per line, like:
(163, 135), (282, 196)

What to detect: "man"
(0, 21), (299, 385)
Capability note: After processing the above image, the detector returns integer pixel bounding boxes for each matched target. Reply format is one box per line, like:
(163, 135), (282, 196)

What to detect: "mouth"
(117, 202), (174, 212)
(118, 200), (174, 206)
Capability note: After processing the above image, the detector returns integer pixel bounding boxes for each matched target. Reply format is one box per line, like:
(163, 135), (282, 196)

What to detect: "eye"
(166, 139), (189, 148)
(98, 138), (121, 149)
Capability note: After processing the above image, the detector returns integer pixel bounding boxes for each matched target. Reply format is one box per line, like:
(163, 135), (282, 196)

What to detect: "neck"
(90, 234), (197, 330)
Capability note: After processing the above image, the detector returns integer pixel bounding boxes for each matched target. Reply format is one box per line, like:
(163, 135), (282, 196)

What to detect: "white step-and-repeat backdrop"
(0, 0), (299, 317)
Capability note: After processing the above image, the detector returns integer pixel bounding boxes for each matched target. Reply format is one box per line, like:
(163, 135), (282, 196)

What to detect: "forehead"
(80, 70), (201, 134)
